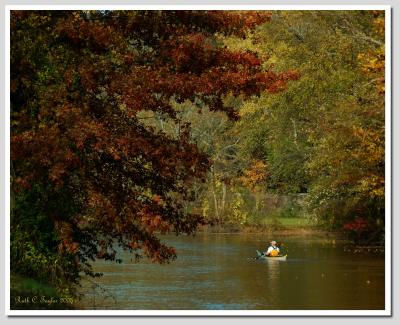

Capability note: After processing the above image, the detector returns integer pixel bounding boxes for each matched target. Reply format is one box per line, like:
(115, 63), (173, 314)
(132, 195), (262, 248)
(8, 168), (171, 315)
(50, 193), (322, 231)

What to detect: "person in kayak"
(265, 240), (280, 257)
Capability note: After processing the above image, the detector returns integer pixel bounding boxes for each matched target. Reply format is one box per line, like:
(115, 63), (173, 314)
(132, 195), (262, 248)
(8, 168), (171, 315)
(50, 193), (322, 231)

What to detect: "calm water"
(77, 233), (385, 310)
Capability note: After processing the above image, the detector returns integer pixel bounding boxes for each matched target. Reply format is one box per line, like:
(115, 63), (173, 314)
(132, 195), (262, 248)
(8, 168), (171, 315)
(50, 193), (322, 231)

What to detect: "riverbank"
(197, 225), (385, 254)
(197, 215), (333, 236)
(198, 224), (333, 237)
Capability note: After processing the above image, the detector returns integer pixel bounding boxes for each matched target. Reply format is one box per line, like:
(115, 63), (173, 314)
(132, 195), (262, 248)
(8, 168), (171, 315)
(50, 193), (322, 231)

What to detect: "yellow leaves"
(118, 102), (127, 112)
(358, 45), (385, 74)
(352, 125), (365, 139)
(373, 17), (385, 36)
(222, 35), (257, 53)
(240, 159), (268, 190)
(358, 13), (385, 95)
(351, 125), (384, 164)
(238, 94), (276, 117)
(72, 11), (82, 21)
(352, 125), (382, 144)
(377, 80), (385, 95)
(232, 193), (247, 224)
(358, 175), (385, 198)
(239, 101), (259, 116)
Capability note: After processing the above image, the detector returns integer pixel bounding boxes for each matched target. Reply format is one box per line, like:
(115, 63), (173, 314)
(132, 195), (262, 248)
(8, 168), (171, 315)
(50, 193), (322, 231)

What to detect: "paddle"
(255, 250), (265, 259)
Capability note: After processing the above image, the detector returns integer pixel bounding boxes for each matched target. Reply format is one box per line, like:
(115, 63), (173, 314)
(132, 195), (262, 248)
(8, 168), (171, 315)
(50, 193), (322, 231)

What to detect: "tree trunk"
(221, 182), (226, 218)
(290, 118), (298, 148)
(210, 168), (220, 223)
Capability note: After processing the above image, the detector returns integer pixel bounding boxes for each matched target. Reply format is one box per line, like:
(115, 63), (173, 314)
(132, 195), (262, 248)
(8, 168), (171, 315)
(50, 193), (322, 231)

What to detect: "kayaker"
(265, 240), (280, 257)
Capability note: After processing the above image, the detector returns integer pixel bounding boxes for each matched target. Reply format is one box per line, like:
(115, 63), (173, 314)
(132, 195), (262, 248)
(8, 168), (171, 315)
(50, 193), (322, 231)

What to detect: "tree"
(221, 10), (385, 242)
(306, 11), (385, 243)
(10, 10), (298, 293)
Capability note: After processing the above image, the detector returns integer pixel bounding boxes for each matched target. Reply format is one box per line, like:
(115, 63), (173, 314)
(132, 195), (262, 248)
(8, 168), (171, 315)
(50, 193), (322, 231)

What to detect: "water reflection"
(265, 258), (281, 293)
(77, 233), (385, 310)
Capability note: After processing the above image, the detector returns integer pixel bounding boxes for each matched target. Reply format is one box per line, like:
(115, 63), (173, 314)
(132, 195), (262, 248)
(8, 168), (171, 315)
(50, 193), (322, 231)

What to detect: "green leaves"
(223, 11), (384, 242)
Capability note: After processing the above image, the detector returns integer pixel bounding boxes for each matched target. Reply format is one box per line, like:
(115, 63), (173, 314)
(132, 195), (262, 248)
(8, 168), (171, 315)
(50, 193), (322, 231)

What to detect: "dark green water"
(77, 233), (385, 310)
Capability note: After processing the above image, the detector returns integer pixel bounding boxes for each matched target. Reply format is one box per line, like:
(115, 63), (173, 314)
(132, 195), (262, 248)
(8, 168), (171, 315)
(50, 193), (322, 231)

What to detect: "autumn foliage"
(10, 10), (298, 289)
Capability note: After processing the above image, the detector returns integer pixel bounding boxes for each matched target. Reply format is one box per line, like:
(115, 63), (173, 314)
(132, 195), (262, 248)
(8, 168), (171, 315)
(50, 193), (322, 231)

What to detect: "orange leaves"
(87, 190), (115, 219)
(153, 194), (164, 206)
(351, 125), (384, 165)
(278, 70), (301, 82)
(13, 176), (32, 191)
(142, 240), (176, 263)
(267, 79), (287, 93)
(10, 79), (19, 93)
(56, 16), (116, 50)
(165, 33), (211, 71)
(107, 146), (121, 161)
(240, 159), (268, 191)
(64, 149), (76, 163)
(373, 16), (385, 36)
(139, 208), (171, 234)
(64, 69), (74, 87)
(49, 163), (66, 187)
(55, 221), (80, 255)
(350, 125), (384, 199)
(358, 46), (384, 74)
(163, 33), (263, 75)
(128, 240), (140, 250)
(11, 124), (81, 189)
(68, 117), (109, 152)
(216, 49), (262, 69)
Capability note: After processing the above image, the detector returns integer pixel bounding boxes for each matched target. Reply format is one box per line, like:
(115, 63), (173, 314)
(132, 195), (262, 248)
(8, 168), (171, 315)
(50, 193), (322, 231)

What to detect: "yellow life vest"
(270, 249), (279, 257)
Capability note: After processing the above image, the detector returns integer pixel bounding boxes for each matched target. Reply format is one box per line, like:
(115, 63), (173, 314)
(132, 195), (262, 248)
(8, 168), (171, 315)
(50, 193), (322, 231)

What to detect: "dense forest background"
(10, 10), (384, 307)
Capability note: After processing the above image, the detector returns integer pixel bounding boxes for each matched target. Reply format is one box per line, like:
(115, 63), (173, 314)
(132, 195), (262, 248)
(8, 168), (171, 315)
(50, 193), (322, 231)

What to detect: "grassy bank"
(198, 216), (329, 235)
(197, 217), (384, 251)
(10, 274), (74, 310)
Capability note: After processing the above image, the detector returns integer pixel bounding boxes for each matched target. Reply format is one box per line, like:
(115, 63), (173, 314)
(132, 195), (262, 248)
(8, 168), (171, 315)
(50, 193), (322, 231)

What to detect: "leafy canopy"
(10, 10), (297, 290)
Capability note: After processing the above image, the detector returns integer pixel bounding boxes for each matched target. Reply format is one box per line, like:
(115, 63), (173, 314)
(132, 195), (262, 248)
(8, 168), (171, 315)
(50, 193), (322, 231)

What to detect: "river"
(77, 233), (385, 310)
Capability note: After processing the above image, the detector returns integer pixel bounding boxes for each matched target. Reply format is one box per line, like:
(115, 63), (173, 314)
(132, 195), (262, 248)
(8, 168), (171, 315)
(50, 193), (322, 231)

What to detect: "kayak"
(260, 254), (287, 261)
(255, 250), (287, 261)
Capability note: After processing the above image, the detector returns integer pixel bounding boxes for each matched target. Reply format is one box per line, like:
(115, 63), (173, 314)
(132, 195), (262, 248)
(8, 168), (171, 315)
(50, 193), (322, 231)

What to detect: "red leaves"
(191, 11), (271, 38)
(140, 212), (171, 234)
(11, 125), (81, 189)
(11, 10), (296, 267)
(216, 49), (261, 69)
(55, 221), (80, 254)
(78, 63), (97, 91)
(64, 69), (74, 87)
(13, 176), (31, 191)
(49, 163), (66, 187)
(164, 33), (212, 72)
(153, 194), (164, 205)
(279, 70), (301, 81)
(142, 239), (177, 263)
(56, 17), (117, 50)
(343, 217), (369, 233)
